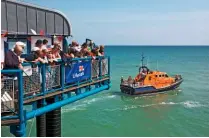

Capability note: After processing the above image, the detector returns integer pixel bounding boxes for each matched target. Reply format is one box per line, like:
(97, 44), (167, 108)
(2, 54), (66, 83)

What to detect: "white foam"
(160, 102), (176, 105)
(62, 105), (86, 113)
(62, 103), (87, 113)
(62, 95), (117, 113)
(181, 101), (204, 108)
(105, 101), (206, 112)
(107, 95), (116, 98)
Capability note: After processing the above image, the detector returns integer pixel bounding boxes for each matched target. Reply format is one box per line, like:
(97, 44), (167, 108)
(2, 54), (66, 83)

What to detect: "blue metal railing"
(1, 56), (110, 129)
(1, 69), (26, 136)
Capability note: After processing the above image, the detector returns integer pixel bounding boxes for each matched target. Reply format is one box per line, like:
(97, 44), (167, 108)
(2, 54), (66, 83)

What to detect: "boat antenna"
(141, 53), (145, 66)
(147, 56), (149, 67)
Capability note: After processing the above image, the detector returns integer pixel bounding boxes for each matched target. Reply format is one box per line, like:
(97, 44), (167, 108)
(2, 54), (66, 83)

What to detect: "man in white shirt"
(31, 39), (43, 52)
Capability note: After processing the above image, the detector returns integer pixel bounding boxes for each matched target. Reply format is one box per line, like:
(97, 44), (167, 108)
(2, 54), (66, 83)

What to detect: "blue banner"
(65, 60), (91, 83)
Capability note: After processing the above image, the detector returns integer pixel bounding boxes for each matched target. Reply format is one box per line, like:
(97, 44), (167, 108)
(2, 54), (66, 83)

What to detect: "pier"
(1, 0), (111, 136)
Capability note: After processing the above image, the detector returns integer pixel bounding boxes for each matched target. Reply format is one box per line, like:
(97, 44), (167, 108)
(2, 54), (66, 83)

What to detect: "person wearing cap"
(11, 41), (26, 63)
(4, 41), (25, 70)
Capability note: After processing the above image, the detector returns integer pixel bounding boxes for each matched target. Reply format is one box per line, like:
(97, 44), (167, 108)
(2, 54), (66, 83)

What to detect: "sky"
(23, 0), (209, 45)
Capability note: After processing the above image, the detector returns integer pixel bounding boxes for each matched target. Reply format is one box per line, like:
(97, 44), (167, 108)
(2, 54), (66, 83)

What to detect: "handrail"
(1, 69), (22, 73)
(20, 56), (108, 66)
(1, 56), (110, 136)
(1, 56), (110, 114)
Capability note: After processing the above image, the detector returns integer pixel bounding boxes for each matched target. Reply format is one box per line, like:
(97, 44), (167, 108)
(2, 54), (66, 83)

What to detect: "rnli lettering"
(65, 60), (91, 83)
(73, 72), (84, 78)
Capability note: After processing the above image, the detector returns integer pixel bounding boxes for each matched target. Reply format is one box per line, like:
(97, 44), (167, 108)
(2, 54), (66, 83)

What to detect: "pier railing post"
(17, 70), (26, 137)
(61, 61), (65, 90)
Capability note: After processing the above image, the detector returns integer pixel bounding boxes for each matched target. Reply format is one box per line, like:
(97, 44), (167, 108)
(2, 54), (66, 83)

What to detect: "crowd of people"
(3, 39), (105, 70)
(67, 41), (104, 58)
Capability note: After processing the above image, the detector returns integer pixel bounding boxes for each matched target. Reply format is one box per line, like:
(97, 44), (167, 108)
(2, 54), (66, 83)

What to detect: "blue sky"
(24, 0), (209, 45)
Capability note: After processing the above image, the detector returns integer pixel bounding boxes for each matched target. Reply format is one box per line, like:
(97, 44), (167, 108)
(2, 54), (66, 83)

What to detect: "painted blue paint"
(16, 71), (26, 137)
(61, 62), (65, 90)
(1, 56), (110, 137)
(26, 85), (109, 120)
(1, 69), (22, 73)
(65, 60), (91, 83)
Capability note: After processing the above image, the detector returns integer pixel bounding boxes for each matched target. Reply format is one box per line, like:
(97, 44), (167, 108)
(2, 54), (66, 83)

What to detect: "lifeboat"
(120, 55), (183, 95)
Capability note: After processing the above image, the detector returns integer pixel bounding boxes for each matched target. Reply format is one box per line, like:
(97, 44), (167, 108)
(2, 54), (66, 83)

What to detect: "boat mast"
(141, 53), (145, 67)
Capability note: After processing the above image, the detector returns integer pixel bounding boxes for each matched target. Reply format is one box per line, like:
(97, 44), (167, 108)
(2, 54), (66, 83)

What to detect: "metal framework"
(1, 57), (111, 137)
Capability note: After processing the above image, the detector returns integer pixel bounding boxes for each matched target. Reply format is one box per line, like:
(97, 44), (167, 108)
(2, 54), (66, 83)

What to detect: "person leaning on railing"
(3, 42), (26, 111)
(31, 39), (43, 51)
(4, 42), (25, 71)
(51, 42), (61, 61)
(25, 49), (46, 64)
(80, 42), (92, 58)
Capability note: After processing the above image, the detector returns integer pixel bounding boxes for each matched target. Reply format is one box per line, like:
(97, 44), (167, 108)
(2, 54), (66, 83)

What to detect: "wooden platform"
(1, 119), (20, 126)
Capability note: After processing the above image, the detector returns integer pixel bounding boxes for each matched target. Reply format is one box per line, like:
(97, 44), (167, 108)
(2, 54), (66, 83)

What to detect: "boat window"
(159, 75), (161, 77)
(165, 74), (168, 77)
(149, 76), (151, 80)
(155, 75), (158, 77)
(162, 74), (164, 77)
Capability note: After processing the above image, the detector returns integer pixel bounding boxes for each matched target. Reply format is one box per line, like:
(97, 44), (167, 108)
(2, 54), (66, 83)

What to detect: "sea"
(1, 46), (209, 137)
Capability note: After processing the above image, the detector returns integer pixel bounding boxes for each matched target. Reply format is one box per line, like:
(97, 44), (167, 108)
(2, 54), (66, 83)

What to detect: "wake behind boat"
(120, 55), (183, 95)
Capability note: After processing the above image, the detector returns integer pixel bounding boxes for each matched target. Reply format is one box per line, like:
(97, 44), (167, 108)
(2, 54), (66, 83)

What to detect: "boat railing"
(1, 56), (110, 123)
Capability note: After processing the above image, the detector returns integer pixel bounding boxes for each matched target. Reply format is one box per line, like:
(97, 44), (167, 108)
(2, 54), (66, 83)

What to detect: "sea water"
(1, 46), (209, 137)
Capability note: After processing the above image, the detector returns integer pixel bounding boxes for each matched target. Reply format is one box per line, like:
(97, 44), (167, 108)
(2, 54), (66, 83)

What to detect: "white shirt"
(42, 45), (47, 50)
(73, 45), (81, 52)
(31, 47), (40, 52)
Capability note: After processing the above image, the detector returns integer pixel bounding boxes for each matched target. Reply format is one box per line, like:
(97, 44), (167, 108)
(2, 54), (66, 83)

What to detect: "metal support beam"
(26, 85), (109, 120)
